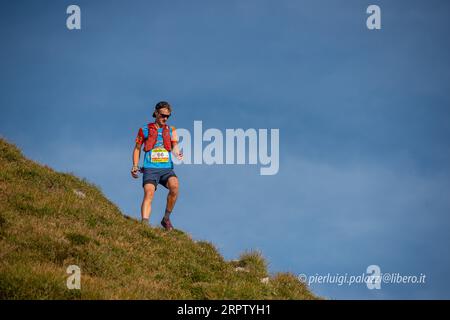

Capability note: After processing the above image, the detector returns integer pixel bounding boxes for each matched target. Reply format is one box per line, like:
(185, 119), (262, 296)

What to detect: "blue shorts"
(142, 168), (177, 189)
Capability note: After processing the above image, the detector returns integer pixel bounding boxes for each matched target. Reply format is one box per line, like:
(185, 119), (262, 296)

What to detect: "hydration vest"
(144, 123), (172, 152)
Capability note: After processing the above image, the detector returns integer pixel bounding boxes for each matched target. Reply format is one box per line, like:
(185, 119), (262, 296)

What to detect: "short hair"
(152, 101), (172, 118)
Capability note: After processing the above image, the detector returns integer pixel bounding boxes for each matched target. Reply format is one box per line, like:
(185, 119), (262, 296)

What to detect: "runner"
(131, 101), (183, 230)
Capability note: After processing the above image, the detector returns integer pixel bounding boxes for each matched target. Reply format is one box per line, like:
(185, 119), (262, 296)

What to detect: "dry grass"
(0, 137), (318, 300)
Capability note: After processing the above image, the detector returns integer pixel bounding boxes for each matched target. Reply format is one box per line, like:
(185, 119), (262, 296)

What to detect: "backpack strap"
(162, 125), (172, 151)
(144, 123), (158, 152)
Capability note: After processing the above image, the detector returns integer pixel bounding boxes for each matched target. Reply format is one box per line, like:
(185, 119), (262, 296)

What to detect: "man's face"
(156, 108), (171, 126)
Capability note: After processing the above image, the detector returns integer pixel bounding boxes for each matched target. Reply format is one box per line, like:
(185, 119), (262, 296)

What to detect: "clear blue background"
(1, 0), (450, 299)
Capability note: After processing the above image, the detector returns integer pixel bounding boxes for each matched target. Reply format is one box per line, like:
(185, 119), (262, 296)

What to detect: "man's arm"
(131, 128), (144, 177)
(171, 141), (183, 160)
(132, 128), (145, 178)
(133, 142), (141, 166)
(170, 127), (183, 160)
(131, 143), (141, 178)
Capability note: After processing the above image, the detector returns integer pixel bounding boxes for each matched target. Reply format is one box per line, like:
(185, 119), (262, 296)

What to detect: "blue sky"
(1, 0), (450, 299)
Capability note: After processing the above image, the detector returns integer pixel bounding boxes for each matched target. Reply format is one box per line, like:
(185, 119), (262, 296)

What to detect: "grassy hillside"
(0, 138), (317, 299)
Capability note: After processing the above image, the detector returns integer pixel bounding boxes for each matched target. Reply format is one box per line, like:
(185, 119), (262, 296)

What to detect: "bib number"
(150, 148), (169, 163)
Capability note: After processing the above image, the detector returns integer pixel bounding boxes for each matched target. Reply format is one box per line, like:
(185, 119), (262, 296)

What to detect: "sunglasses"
(159, 113), (171, 119)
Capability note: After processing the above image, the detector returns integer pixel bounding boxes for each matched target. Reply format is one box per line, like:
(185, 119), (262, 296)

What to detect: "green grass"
(0, 137), (318, 300)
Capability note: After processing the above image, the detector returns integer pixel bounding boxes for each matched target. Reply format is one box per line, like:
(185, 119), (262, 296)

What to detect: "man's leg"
(161, 176), (179, 230)
(165, 176), (179, 218)
(141, 183), (156, 224)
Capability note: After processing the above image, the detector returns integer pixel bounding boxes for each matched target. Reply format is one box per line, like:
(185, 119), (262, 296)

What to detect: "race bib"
(150, 148), (169, 163)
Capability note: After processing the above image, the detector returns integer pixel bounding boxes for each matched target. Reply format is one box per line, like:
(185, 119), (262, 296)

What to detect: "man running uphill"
(131, 101), (183, 230)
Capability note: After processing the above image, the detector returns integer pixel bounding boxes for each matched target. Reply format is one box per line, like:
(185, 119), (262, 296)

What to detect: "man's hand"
(171, 142), (183, 161)
(131, 165), (139, 179)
